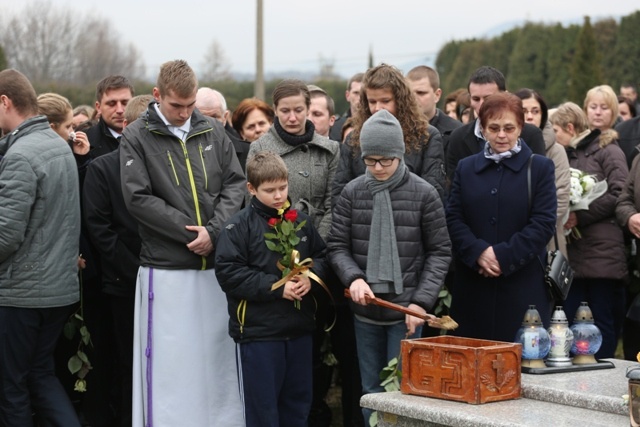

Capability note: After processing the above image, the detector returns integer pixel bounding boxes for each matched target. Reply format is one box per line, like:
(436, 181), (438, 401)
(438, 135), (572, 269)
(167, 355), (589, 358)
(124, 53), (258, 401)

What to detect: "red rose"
(284, 209), (298, 222)
(267, 218), (279, 227)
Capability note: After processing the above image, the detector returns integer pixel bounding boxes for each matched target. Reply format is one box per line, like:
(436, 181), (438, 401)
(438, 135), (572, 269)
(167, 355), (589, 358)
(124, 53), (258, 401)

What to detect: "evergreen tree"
(441, 40), (492, 95)
(611, 11), (640, 90)
(436, 40), (463, 82)
(593, 18), (618, 85)
(544, 24), (580, 106)
(568, 16), (602, 104)
(507, 23), (548, 92)
(487, 28), (520, 81)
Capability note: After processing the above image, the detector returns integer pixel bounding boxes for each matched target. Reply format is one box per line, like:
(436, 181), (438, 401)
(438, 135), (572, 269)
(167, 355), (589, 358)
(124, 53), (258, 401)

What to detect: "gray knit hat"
(360, 109), (405, 159)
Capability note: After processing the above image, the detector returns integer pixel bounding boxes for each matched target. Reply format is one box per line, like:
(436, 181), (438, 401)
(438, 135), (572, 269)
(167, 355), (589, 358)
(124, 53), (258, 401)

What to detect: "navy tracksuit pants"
(238, 334), (312, 427)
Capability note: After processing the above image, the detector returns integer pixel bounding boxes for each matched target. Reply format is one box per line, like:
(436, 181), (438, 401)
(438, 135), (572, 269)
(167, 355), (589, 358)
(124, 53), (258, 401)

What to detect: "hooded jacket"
(0, 116), (80, 308)
(566, 129), (628, 280)
(119, 103), (246, 270)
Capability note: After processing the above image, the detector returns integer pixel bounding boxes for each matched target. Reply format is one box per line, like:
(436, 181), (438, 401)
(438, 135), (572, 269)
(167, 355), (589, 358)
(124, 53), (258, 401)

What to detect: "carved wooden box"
(401, 336), (522, 404)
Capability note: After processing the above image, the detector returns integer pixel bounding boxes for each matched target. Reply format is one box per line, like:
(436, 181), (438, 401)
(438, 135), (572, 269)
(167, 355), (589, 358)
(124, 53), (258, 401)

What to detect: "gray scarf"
(364, 159), (407, 295)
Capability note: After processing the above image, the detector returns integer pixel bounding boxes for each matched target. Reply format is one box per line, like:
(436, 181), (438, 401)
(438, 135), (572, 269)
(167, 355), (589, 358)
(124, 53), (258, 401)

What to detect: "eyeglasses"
(363, 157), (395, 167)
(484, 125), (518, 134)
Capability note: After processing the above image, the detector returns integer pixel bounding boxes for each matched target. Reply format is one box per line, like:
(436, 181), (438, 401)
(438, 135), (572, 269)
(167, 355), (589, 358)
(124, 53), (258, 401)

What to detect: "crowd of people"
(1, 59), (640, 427)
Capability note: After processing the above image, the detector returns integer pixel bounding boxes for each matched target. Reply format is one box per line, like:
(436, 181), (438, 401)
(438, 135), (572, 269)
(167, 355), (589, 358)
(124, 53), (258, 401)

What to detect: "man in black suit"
(86, 75), (134, 159)
(446, 66), (546, 187)
(81, 96), (150, 427)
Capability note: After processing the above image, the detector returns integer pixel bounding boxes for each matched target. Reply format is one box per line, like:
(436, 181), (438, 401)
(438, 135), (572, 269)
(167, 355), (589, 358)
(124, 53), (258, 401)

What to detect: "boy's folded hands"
(282, 275), (311, 301)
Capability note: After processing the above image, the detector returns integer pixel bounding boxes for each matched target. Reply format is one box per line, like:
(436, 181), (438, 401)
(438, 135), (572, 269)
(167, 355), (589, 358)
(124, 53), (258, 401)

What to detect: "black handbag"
(544, 234), (574, 301)
(527, 155), (574, 301)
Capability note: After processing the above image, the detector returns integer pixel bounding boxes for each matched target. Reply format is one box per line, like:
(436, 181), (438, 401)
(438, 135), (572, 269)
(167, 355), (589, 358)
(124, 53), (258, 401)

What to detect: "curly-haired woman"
(332, 63), (446, 204)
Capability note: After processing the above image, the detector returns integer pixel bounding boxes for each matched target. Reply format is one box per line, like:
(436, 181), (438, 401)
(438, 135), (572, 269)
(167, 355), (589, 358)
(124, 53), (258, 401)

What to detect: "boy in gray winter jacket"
(327, 110), (451, 426)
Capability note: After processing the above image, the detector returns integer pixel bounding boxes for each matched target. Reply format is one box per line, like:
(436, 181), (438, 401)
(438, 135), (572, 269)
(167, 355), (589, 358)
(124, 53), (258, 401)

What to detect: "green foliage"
(434, 286), (452, 317)
(264, 214), (306, 264)
(543, 24), (580, 106)
(68, 354), (83, 374)
(593, 19), (618, 85)
(442, 40), (494, 95)
(370, 356), (403, 426)
(489, 29), (521, 77)
(436, 40), (463, 80)
(370, 411), (378, 426)
(64, 272), (93, 392)
(379, 357), (402, 392)
(436, 11), (639, 109)
(508, 24), (549, 92)
(611, 11), (640, 90)
(433, 285), (453, 336)
(568, 16), (602, 103)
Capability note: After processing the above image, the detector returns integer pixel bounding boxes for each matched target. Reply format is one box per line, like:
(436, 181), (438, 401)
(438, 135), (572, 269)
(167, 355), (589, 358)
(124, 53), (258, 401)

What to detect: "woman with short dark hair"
(447, 92), (557, 342)
(231, 98), (274, 142)
(248, 79), (339, 238)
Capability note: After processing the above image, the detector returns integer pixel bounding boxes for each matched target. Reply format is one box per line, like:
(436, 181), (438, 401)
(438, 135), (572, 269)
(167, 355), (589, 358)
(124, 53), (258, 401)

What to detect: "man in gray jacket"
(120, 60), (245, 427)
(0, 69), (81, 426)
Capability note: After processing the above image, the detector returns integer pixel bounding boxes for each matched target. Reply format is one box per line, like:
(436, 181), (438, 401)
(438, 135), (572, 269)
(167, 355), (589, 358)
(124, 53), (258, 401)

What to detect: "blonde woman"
(37, 93), (90, 156)
(551, 91), (628, 359)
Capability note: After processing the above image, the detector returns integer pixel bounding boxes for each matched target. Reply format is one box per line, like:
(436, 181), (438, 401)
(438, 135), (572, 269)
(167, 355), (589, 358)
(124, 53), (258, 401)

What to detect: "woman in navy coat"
(446, 92), (557, 342)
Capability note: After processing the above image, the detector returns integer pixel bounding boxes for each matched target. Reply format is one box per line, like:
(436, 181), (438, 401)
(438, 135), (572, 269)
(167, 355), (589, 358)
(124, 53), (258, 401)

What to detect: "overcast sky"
(2, 1), (638, 79)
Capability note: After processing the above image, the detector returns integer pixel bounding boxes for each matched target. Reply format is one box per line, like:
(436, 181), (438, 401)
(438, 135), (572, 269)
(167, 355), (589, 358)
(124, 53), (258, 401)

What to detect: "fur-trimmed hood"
(597, 128), (618, 147)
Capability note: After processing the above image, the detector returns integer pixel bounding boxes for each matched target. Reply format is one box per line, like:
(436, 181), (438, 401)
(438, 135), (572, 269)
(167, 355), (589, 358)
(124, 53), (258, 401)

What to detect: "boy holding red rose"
(215, 151), (328, 427)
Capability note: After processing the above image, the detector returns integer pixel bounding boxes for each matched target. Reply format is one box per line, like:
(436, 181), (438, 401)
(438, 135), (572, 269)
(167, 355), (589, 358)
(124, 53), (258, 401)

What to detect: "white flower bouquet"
(565, 168), (608, 239)
(569, 168), (607, 210)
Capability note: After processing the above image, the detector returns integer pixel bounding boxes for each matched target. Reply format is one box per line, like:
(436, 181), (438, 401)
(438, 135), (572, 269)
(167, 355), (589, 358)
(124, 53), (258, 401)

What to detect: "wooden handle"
(343, 288), (433, 321)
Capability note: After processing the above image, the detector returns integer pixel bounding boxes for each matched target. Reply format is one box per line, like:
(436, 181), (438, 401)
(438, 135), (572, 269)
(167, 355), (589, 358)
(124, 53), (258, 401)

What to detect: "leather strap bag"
(527, 155), (574, 301)
(544, 234), (574, 301)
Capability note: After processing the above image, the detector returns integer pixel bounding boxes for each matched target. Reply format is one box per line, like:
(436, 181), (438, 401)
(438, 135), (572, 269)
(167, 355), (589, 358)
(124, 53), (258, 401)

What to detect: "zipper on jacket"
(166, 151), (180, 186)
(179, 139), (206, 270)
(183, 129), (214, 269)
(198, 143), (208, 190)
(237, 299), (247, 335)
(151, 127), (214, 271)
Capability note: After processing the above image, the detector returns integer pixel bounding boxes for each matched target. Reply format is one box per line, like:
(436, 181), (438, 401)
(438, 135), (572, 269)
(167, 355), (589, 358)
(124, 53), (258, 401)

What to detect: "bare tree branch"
(201, 40), (232, 82)
(1, 1), (146, 84)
